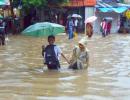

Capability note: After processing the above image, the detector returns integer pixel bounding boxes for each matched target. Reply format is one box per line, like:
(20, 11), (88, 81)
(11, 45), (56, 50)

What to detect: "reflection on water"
(0, 34), (130, 100)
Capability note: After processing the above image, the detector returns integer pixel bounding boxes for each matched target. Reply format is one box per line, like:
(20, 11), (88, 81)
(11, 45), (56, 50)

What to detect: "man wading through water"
(42, 35), (70, 70)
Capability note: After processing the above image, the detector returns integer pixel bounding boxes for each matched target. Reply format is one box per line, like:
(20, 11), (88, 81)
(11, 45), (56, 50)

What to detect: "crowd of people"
(1, 15), (113, 71)
(0, 16), (22, 46)
(0, 14), (91, 70)
(66, 17), (83, 39)
(41, 17), (116, 70)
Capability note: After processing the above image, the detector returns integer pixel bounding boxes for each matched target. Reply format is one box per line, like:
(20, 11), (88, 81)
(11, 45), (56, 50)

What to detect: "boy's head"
(48, 35), (55, 45)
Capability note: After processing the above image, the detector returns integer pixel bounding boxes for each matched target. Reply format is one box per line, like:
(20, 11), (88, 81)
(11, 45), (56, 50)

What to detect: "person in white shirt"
(42, 35), (69, 70)
(74, 18), (78, 33)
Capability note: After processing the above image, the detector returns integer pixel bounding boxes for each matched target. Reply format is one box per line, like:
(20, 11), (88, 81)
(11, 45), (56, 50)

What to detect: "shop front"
(63, 0), (96, 32)
(119, 9), (130, 33)
(94, 1), (129, 34)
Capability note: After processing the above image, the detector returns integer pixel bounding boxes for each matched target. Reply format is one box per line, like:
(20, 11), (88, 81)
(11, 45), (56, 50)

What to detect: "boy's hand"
(42, 45), (45, 50)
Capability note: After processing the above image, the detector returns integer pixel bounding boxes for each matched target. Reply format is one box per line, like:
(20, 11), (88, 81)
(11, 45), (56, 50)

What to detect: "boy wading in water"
(42, 35), (69, 70)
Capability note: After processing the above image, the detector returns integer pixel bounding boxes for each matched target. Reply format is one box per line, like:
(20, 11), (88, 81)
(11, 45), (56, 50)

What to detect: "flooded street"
(0, 33), (130, 100)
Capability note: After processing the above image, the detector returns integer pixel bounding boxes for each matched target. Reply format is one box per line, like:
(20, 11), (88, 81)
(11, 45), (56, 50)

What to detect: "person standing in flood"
(67, 18), (74, 39)
(100, 19), (107, 37)
(106, 21), (112, 35)
(0, 19), (5, 45)
(86, 22), (93, 38)
(42, 35), (70, 70)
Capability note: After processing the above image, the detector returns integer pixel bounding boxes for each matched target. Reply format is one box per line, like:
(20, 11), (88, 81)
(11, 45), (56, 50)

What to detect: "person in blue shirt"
(67, 18), (74, 39)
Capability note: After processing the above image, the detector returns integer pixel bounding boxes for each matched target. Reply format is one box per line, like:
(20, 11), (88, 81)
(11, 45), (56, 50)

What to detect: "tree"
(9, 0), (14, 17)
(10, 0), (69, 29)
(11, 0), (69, 14)
(46, 0), (69, 6)
(22, 0), (47, 8)
(18, 0), (69, 8)
(11, 0), (69, 18)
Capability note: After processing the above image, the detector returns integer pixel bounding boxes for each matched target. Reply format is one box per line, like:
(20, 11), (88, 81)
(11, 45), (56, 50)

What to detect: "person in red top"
(106, 21), (112, 35)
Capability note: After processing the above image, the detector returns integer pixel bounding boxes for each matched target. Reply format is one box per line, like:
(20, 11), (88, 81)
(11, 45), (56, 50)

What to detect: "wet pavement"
(0, 33), (130, 100)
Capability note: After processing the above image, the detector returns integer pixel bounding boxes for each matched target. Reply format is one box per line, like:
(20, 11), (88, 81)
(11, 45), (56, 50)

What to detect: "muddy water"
(0, 34), (130, 100)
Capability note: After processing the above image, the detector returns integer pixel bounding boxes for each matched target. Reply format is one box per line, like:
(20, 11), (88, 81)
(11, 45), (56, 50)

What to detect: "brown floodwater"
(0, 33), (130, 100)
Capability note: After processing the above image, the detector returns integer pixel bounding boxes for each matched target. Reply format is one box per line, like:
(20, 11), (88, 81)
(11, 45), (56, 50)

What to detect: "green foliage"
(12, 0), (69, 15)
(22, 0), (47, 8)
(47, 0), (69, 5)
(12, 0), (69, 8)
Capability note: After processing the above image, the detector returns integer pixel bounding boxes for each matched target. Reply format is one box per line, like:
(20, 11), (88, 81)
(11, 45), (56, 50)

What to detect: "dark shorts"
(47, 61), (60, 70)
(69, 62), (78, 70)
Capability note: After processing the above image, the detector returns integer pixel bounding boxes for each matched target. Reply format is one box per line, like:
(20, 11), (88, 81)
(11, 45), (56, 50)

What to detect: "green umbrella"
(0, 15), (3, 19)
(22, 22), (65, 37)
(0, 0), (7, 5)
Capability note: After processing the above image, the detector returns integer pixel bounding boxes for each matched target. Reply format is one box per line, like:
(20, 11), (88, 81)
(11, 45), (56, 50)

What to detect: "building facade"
(66, 0), (96, 19)
(64, 0), (96, 32)
(94, 0), (130, 34)
(124, 0), (130, 3)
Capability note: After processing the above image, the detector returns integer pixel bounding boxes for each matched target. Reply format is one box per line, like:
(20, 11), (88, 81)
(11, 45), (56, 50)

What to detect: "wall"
(85, 7), (95, 20)
(85, 7), (95, 34)
(124, 0), (130, 3)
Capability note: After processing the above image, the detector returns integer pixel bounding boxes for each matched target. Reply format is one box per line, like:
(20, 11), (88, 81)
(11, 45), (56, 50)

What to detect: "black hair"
(48, 35), (55, 40)
(103, 18), (106, 21)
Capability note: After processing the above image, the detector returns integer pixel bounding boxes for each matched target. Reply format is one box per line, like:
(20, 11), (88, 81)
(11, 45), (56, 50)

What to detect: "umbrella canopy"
(0, 1), (6, 5)
(22, 22), (65, 37)
(72, 14), (82, 18)
(85, 16), (97, 23)
(0, 0), (9, 5)
(0, 15), (3, 19)
(104, 17), (113, 21)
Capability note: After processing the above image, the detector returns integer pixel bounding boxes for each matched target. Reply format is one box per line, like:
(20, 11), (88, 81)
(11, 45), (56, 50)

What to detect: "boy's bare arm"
(61, 53), (70, 64)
